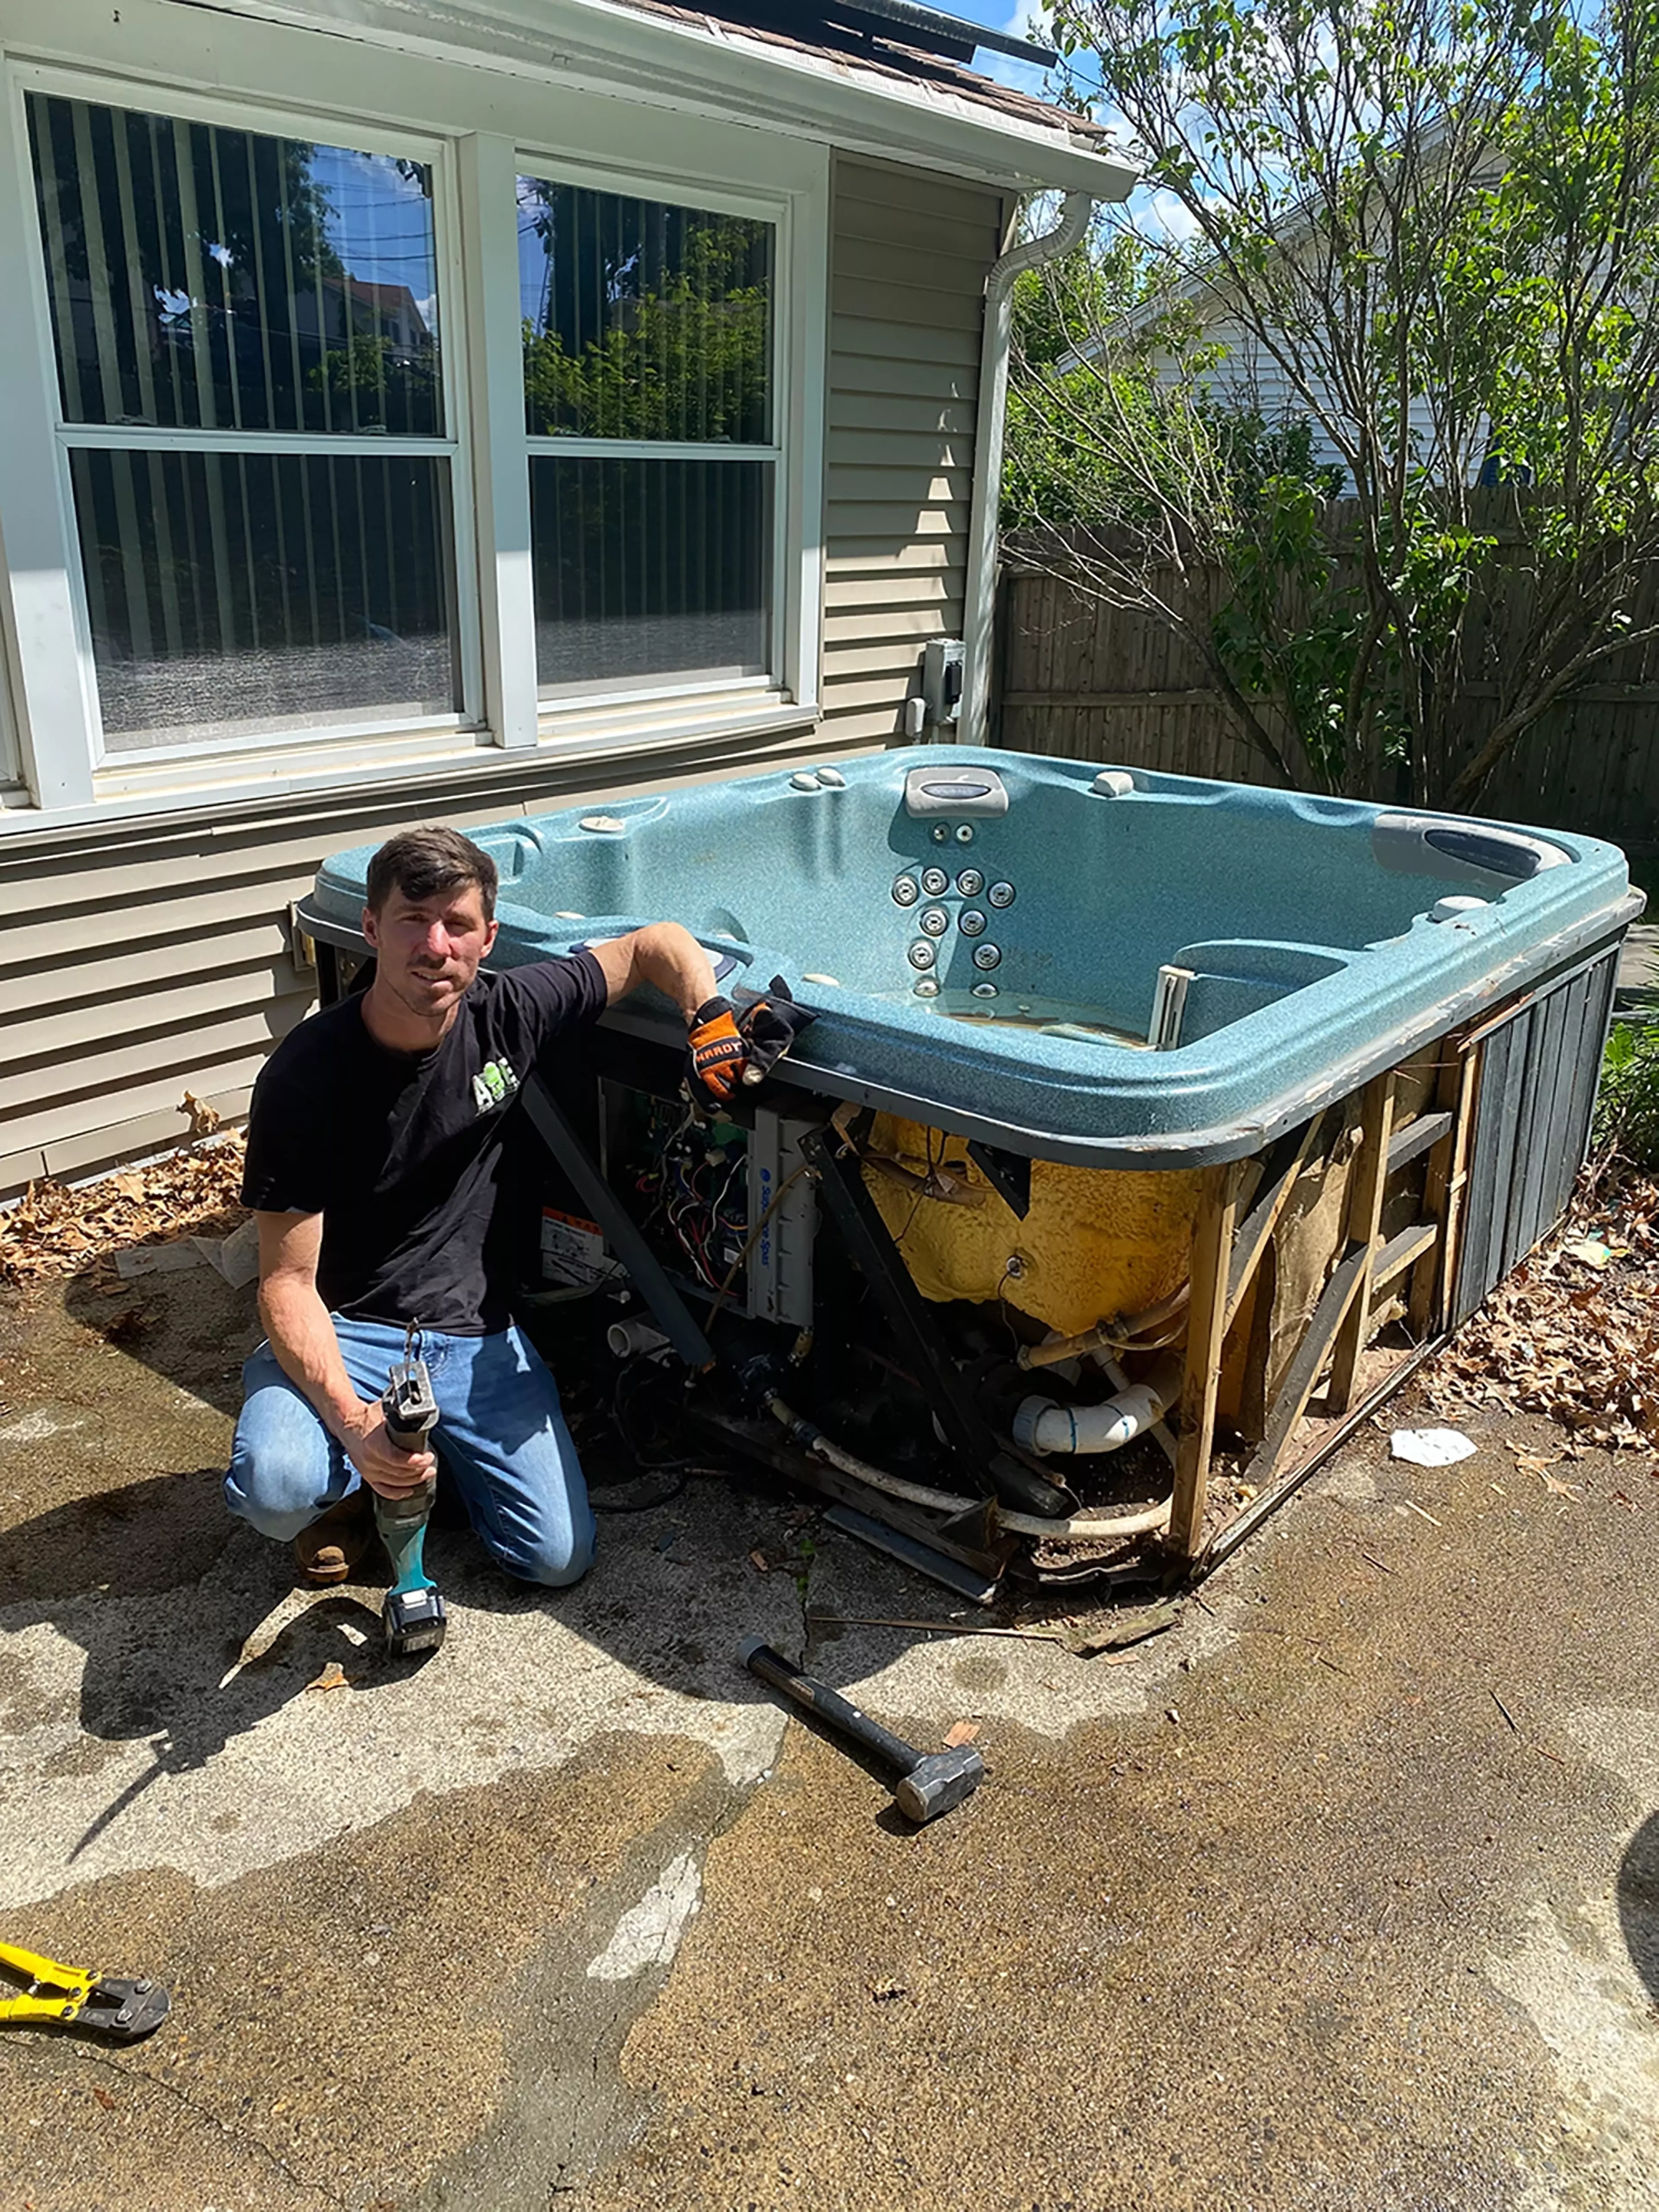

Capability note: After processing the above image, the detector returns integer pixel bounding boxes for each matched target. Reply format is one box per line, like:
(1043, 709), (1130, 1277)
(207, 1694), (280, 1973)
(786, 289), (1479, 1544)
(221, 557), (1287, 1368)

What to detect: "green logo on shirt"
(472, 1057), (521, 1116)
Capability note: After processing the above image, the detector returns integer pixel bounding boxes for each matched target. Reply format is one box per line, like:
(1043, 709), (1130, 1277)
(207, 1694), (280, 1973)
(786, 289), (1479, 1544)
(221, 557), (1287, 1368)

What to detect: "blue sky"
(944, 0), (1060, 97)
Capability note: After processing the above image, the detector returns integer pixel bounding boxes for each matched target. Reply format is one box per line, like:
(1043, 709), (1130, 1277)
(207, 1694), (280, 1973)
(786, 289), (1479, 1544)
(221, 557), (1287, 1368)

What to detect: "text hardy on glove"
(687, 997), (747, 1103)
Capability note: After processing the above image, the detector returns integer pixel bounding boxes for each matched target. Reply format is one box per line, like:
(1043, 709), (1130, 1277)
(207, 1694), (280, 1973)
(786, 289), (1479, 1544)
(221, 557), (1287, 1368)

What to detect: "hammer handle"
(739, 1639), (919, 1780)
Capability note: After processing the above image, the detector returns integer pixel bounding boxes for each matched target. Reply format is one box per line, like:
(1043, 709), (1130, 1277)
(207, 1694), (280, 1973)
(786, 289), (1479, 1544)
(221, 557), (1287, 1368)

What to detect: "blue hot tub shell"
(308, 748), (1638, 1168)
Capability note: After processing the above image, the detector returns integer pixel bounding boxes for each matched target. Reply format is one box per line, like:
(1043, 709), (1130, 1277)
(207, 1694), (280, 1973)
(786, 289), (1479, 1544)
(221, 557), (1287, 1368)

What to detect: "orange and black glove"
(735, 977), (817, 1087)
(686, 996), (747, 1103)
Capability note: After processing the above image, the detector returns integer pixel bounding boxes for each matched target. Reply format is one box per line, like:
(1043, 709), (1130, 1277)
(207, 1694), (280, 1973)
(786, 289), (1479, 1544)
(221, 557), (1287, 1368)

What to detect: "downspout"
(957, 190), (1095, 748)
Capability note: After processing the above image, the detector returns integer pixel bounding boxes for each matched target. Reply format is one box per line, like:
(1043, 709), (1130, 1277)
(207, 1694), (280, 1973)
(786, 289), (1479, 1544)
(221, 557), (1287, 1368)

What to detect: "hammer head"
(892, 1748), (986, 1825)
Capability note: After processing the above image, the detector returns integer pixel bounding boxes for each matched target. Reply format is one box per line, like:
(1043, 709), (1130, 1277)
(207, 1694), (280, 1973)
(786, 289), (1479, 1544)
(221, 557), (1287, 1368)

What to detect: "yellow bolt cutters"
(0, 1939), (169, 2038)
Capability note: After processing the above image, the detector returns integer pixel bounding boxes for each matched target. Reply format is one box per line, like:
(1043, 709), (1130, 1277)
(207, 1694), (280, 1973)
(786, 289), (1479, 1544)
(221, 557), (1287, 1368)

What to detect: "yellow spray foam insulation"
(859, 1112), (1200, 1339)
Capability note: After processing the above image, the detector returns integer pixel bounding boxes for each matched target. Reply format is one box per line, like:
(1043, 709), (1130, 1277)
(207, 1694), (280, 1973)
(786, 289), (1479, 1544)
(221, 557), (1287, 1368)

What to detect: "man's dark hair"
(366, 826), (499, 923)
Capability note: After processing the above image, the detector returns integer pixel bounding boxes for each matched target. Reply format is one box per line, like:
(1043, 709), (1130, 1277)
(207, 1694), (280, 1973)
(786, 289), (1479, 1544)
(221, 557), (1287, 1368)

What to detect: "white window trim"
(0, 0), (830, 835)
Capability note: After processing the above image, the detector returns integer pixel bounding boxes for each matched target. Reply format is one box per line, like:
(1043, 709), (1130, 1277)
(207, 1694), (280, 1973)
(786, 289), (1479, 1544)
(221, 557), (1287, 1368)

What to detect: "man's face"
(362, 880), (498, 1026)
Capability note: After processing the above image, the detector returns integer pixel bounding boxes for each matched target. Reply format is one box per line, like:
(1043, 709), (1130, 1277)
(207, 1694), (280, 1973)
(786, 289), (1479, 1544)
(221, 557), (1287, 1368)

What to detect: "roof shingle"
(608, 0), (1110, 146)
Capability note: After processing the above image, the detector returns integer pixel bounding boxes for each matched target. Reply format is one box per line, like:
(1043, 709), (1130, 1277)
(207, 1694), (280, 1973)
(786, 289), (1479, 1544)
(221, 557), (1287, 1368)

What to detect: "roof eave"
(194, 0), (1137, 195)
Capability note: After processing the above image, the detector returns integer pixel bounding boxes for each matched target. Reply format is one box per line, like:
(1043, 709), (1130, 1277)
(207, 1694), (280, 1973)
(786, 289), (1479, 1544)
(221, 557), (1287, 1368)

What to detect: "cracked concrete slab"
(6, 1270), (1659, 2210)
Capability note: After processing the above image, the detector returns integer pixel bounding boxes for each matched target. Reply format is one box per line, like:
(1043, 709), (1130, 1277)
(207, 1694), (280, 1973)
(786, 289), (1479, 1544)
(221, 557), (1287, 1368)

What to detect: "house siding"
(0, 154), (1002, 1198)
(1150, 316), (1443, 489)
(820, 156), (1004, 750)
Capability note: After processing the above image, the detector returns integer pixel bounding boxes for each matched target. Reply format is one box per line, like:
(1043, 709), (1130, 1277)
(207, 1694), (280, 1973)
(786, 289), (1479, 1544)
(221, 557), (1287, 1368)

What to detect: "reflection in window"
(519, 176), (777, 698)
(70, 449), (458, 750)
(518, 178), (771, 444)
(530, 457), (770, 691)
(29, 94), (442, 437)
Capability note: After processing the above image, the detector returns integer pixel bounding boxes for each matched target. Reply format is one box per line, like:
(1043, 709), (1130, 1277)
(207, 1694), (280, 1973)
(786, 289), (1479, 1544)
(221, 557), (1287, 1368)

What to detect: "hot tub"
(308, 748), (1633, 1167)
(299, 749), (1637, 1582)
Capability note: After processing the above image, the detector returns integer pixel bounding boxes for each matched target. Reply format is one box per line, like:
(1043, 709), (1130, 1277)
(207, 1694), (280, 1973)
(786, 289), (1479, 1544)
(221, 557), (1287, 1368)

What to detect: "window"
(517, 175), (779, 698)
(27, 93), (461, 754)
(1, 34), (823, 814)
(0, 623), (17, 791)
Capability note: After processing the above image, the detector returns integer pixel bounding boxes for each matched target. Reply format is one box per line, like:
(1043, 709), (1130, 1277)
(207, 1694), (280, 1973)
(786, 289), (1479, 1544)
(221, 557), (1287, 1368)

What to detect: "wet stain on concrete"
(578, 1408), (1659, 2212)
(5, 1736), (722, 2212)
(9, 1273), (1659, 2211)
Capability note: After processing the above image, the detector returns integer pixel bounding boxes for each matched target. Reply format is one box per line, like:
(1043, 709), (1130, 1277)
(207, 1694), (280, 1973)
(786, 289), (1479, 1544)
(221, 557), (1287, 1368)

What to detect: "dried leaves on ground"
(1430, 1159), (1659, 1452)
(0, 1122), (248, 1289)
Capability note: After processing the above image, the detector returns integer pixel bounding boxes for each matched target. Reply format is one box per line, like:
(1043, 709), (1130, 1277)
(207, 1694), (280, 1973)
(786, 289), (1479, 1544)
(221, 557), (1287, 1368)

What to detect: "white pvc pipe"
(1018, 1283), (1190, 1370)
(997, 1496), (1172, 1540)
(767, 1396), (1175, 1545)
(767, 1397), (976, 1515)
(1012, 1354), (1183, 1457)
(959, 191), (1096, 748)
(608, 1318), (671, 1360)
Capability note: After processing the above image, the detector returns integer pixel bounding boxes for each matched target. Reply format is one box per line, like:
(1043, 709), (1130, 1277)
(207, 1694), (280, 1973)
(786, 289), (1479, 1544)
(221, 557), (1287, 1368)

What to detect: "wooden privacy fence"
(992, 529), (1659, 847)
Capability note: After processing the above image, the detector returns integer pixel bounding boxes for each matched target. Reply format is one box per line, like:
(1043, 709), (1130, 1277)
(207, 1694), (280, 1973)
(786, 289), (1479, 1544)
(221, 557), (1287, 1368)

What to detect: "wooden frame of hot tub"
(1170, 935), (1620, 1568)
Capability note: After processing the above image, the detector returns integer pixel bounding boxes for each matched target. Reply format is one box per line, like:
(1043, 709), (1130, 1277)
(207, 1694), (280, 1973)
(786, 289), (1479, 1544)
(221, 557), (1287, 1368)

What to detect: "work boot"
(293, 1489), (376, 1586)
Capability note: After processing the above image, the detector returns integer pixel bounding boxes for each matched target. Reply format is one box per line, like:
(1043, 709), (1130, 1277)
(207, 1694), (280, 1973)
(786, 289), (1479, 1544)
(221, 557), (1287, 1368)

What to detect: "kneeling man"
(226, 824), (746, 1586)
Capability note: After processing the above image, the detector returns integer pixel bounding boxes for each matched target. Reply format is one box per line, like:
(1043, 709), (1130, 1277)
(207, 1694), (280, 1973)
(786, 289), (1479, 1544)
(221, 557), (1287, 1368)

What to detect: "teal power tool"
(377, 1327), (446, 1658)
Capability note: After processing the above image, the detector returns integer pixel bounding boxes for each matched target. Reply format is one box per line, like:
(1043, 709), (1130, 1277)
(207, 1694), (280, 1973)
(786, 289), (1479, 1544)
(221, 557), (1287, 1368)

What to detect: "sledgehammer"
(738, 1637), (985, 1824)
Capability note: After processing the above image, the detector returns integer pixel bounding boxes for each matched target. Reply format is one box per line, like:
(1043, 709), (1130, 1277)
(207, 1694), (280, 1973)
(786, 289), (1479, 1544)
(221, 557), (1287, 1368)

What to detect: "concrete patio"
(4, 1260), (1659, 2212)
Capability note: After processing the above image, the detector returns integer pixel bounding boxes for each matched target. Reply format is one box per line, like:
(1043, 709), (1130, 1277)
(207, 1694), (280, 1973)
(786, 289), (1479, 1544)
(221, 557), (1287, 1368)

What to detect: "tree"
(1007, 0), (1659, 807)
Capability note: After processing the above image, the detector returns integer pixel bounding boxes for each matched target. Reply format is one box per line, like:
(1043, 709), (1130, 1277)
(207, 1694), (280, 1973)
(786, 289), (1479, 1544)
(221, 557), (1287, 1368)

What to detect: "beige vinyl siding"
(0, 724), (832, 1196)
(0, 156), (1006, 1199)
(820, 156), (1004, 750)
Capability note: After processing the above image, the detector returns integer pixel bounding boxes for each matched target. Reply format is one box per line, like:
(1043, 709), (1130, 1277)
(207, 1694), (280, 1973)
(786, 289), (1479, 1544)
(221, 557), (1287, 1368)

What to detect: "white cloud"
(1140, 189), (1204, 244)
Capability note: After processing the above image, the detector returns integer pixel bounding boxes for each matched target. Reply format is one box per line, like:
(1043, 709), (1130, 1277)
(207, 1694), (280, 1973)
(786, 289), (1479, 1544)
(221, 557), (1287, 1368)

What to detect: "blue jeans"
(225, 1316), (596, 1587)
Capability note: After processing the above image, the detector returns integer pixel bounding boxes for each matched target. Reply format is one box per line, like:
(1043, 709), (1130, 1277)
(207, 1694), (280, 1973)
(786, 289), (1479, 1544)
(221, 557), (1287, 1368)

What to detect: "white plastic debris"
(193, 1216), (261, 1288)
(1563, 1236), (1620, 1271)
(1390, 1427), (1478, 1467)
(114, 1240), (204, 1280)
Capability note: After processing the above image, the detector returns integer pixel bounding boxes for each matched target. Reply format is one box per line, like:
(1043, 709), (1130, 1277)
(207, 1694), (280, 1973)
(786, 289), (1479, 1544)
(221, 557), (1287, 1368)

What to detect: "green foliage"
(1594, 1019), (1659, 1165)
(1009, 0), (1659, 806)
(309, 336), (436, 429)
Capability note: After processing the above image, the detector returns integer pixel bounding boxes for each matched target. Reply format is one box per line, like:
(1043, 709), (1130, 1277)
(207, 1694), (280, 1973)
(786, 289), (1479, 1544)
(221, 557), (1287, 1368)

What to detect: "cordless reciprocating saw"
(377, 1328), (446, 1658)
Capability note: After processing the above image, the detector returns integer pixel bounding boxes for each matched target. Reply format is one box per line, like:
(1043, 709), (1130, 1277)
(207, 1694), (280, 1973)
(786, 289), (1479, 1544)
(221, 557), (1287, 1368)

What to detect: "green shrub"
(1594, 1019), (1659, 1166)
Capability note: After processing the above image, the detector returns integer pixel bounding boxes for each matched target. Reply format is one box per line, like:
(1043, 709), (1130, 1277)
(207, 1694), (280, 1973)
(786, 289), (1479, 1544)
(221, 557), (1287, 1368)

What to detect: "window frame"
(0, 7), (829, 829)
(513, 151), (788, 717)
(14, 64), (483, 774)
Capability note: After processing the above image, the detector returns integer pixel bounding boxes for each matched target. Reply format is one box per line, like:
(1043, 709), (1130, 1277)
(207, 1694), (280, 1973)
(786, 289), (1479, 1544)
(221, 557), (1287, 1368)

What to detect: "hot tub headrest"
(1372, 813), (1570, 887)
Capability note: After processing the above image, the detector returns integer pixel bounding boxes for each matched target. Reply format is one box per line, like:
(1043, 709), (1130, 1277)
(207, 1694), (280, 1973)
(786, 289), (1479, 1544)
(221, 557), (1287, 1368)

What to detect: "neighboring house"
(1140, 315), (1443, 491)
(1058, 149), (1510, 490)
(0, 0), (1131, 1197)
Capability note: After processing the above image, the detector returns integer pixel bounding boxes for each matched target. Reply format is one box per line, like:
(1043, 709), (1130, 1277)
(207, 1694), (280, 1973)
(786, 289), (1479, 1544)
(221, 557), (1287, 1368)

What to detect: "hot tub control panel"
(904, 766), (1009, 819)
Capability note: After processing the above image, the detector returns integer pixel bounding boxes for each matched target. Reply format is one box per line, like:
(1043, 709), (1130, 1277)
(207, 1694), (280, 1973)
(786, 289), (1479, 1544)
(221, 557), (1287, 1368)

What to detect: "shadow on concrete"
(7, 1263), (1007, 1854)
(0, 1456), (792, 1846)
(0, 1472), (444, 1853)
(1616, 1809), (1659, 2004)
(62, 1265), (258, 1422)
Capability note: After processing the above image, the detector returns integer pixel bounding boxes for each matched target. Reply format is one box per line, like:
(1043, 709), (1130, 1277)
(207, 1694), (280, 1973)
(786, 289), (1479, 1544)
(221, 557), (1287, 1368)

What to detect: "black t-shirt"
(242, 953), (607, 1333)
